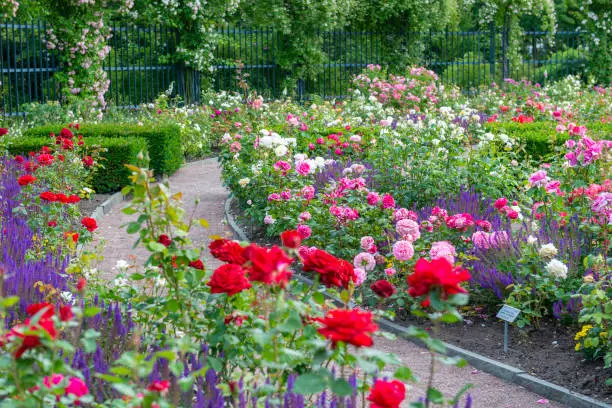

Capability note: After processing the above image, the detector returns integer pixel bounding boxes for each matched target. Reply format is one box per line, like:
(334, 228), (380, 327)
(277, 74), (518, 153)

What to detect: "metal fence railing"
(1, 21), (587, 117)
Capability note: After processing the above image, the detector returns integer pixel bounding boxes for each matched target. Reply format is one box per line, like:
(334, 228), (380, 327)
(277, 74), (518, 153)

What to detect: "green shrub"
(24, 124), (182, 176)
(484, 122), (612, 157)
(9, 137), (147, 193)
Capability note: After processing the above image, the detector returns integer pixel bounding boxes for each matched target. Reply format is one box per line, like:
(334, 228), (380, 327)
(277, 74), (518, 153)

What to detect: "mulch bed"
(78, 193), (112, 216)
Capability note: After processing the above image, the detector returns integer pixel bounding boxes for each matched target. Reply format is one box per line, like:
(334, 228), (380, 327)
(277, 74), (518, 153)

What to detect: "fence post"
(489, 22), (496, 81)
(297, 78), (305, 102)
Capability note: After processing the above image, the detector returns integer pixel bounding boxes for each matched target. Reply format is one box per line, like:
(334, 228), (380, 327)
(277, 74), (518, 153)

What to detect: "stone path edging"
(90, 191), (124, 221)
(225, 194), (611, 408)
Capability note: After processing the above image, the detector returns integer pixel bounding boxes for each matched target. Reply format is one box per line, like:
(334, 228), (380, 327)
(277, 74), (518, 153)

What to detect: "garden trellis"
(1, 21), (586, 117)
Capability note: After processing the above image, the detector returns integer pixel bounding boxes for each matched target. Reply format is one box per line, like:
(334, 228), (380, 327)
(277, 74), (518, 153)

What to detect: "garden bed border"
(224, 193), (611, 408)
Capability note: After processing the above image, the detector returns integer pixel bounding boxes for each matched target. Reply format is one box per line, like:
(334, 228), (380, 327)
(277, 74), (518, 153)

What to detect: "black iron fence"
(1, 21), (586, 117)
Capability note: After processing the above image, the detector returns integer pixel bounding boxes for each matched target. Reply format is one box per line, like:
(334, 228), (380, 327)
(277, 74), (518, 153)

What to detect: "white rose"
(538, 243), (558, 258)
(274, 145), (288, 157)
(545, 259), (568, 279)
(527, 235), (538, 245)
(115, 260), (130, 271)
(239, 178), (250, 187)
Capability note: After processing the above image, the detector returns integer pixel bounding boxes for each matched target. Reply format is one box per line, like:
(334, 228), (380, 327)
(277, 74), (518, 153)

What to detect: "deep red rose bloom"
(81, 217), (97, 232)
(82, 156), (94, 167)
(48, 221), (57, 228)
(301, 248), (356, 289)
(370, 280), (397, 298)
(36, 153), (54, 166)
(76, 278), (87, 292)
(62, 139), (74, 150)
(315, 309), (378, 347)
(147, 380), (170, 393)
(280, 230), (301, 249)
(67, 195), (80, 204)
(18, 175), (37, 186)
(189, 259), (205, 270)
(242, 244), (293, 286)
(59, 128), (74, 139)
(367, 380), (406, 408)
(207, 264), (252, 296)
(209, 239), (247, 264)
(14, 155), (24, 164)
(59, 305), (74, 322)
(2, 304), (58, 358)
(57, 154), (65, 162)
(56, 193), (69, 203)
(158, 234), (172, 247)
(407, 258), (471, 300)
(40, 191), (57, 202)
(0, 128), (8, 136)
(26, 303), (55, 319)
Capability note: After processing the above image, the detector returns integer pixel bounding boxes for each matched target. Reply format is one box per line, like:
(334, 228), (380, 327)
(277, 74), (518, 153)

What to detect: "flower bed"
(0, 125), (475, 406)
(214, 68), (612, 398)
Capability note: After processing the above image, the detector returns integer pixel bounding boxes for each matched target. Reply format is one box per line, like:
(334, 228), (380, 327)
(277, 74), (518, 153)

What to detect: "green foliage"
(9, 136), (147, 193)
(484, 122), (612, 157)
(24, 124), (182, 178)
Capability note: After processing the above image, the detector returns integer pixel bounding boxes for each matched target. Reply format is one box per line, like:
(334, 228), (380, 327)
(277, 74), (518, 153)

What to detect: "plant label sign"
(496, 305), (521, 323)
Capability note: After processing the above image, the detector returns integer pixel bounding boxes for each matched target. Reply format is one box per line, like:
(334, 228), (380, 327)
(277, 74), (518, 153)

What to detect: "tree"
(234, 0), (353, 94)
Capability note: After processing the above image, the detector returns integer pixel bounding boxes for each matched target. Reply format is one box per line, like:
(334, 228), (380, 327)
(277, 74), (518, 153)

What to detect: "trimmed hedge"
(24, 124), (183, 177)
(9, 137), (147, 193)
(484, 122), (612, 157)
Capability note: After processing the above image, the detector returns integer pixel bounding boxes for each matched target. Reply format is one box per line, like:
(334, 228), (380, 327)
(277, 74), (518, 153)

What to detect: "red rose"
(56, 193), (69, 203)
(207, 264), (252, 296)
(48, 221), (57, 227)
(280, 230), (301, 249)
(26, 303), (55, 319)
(82, 156), (94, 167)
(60, 128), (74, 139)
(66, 377), (88, 400)
(315, 309), (378, 347)
(370, 280), (396, 298)
(40, 191), (57, 202)
(76, 277), (87, 292)
(507, 210), (519, 219)
(407, 258), (471, 300)
(18, 175), (37, 186)
(57, 154), (65, 162)
(0, 128), (8, 136)
(62, 139), (74, 150)
(242, 244), (293, 286)
(36, 154), (54, 166)
(14, 155), (24, 164)
(59, 305), (74, 322)
(189, 259), (205, 270)
(67, 195), (80, 204)
(301, 248), (356, 289)
(367, 380), (406, 408)
(81, 217), (97, 232)
(209, 239), (247, 264)
(158, 234), (172, 247)
(147, 380), (170, 393)
(65, 232), (79, 243)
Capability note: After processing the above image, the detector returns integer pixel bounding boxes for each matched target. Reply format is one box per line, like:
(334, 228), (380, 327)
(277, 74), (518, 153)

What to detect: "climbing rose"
(243, 244), (293, 286)
(18, 175), (37, 186)
(209, 239), (246, 264)
(158, 234), (172, 247)
(367, 379), (406, 408)
(370, 280), (397, 298)
(81, 217), (97, 232)
(207, 264), (252, 296)
(301, 248), (356, 288)
(315, 309), (378, 347)
(280, 230), (302, 249)
(407, 258), (471, 299)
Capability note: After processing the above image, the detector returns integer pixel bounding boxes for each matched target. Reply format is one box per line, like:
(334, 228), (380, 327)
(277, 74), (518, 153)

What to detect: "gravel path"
(95, 158), (567, 408)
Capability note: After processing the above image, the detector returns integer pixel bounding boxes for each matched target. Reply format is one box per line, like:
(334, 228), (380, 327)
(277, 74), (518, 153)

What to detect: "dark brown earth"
(397, 310), (612, 403)
(78, 193), (112, 216)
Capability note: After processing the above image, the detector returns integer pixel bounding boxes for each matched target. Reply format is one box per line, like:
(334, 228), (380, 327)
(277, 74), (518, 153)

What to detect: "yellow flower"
(575, 343), (581, 351)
